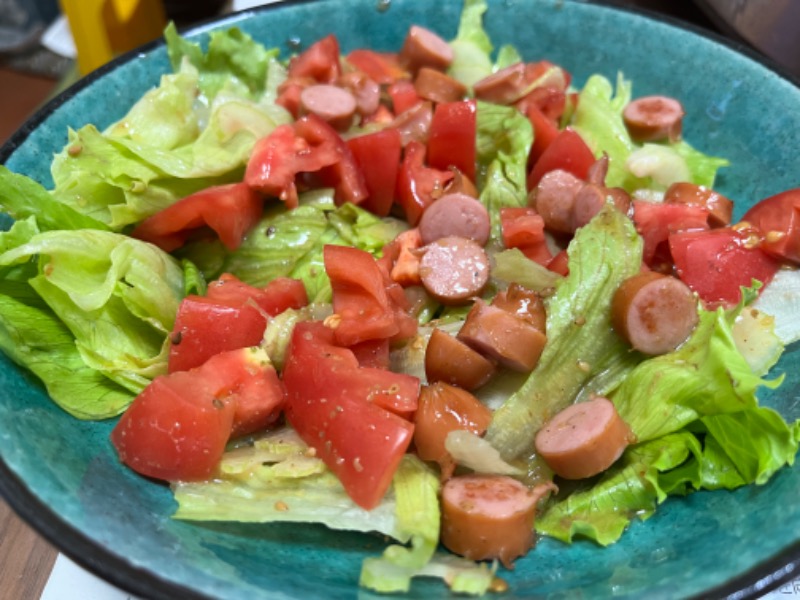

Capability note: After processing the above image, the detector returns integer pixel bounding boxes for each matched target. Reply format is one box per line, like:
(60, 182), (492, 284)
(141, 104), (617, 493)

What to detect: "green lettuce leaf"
(448, 0), (494, 88)
(486, 205), (643, 461)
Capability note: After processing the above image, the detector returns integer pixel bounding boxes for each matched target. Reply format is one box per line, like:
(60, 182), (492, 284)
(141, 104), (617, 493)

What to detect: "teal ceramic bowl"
(1, 1), (799, 598)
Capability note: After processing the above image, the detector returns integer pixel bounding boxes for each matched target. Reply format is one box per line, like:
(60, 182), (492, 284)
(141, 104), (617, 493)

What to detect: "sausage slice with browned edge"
(457, 300), (547, 372)
(529, 169), (584, 234)
(425, 327), (496, 391)
(414, 67), (468, 104)
(399, 25), (453, 74)
(623, 95), (685, 143)
(534, 396), (634, 480)
(473, 62), (528, 105)
(418, 193), (491, 246)
(299, 84), (357, 131)
(419, 236), (491, 305)
(441, 474), (558, 567)
(414, 382), (492, 479)
(664, 181), (733, 228)
(611, 271), (699, 355)
(490, 283), (547, 332)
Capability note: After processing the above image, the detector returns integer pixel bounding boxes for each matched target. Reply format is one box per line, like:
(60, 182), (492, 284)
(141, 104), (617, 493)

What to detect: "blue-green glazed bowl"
(1, 1), (799, 598)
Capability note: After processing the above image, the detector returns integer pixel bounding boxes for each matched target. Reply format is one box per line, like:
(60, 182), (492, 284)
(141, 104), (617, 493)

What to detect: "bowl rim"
(0, 1), (798, 598)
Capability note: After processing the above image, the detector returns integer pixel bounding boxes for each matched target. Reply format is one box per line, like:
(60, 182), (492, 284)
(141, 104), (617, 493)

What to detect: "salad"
(1, 0), (799, 595)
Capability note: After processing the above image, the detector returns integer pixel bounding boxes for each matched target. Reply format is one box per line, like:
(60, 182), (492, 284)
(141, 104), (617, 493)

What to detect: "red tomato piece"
(349, 338), (391, 369)
(388, 79), (422, 115)
(395, 140), (454, 226)
(324, 245), (416, 346)
(525, 102), (560, 167)
(527, 128), (596, 190)
(742, 188), (800, 264)
(500, 206), (553, 266)
(288, 34), (341, 83)
(130, 183), (263, 252)
(169, 274), (308, 373)
(295, 114), (369, 206)
(669, 227), (781, 308)
(283, 322), (417, 509)
(632, 201), (710, 266)
(346, 49), (408, 84)
(427, 99), (477, 182)
(346, 128), (403, 217)
(548, 249), (569, 276)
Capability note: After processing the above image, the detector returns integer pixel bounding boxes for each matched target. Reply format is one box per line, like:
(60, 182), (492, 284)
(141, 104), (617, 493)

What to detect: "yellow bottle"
(60, 0), (167, 75)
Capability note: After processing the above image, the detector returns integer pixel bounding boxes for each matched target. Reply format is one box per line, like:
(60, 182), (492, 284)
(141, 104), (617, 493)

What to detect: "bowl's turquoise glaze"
(1, 1), (799, 598)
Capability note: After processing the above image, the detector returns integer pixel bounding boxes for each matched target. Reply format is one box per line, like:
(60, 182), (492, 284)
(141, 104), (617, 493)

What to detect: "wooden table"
(0, 498), (58, 599)
(1, 64), (62, 600)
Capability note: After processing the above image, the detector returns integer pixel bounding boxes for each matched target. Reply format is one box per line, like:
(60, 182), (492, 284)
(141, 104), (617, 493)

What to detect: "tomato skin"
(427, 99), (477, 182)
(288, 34), (341, 83)
(669, 227), (781, 307)
(346, 128), (403, 217)
(632, 201), (709, 267)
(500, 206), (553, 266)
(283, 322), (416, 509)
(547, 249), (569, 276)
(527, 128), (595, 190)
(131, 183), (263, 252)
(324, 245), (416, 346)
(388, 79), (421, 115)
(525, 103), (560, 167)
(395, 140), (454, 226)
(742, 188), (800, 264)
(169, 274), (308, 373)
(346, 49), (407, 84)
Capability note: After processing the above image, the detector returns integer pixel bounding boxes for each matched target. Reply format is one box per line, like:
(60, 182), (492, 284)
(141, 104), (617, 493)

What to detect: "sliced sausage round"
(473, 62), (528, 105)
(529, 169), (584, 234)
(457, 299), (547, 372)
(425, 327), (496, 390)
(586, 154), (610, 187)
(338, 71), (381, 117)
(664, 181), (733, 228)
(611, 271), (699, 355)
(491, 283), (547, 332)
(534, 396), (634, 480)
(440, 474), (557, 568)
(418, 193), (491, 246)
(299, 84), (357, 131)
(399, 25), (453, 74)
(414, 382), (493, 479)
(623, 95), (685, 143)
(414, 67), (468, 104)
(418, 236), (491, 305)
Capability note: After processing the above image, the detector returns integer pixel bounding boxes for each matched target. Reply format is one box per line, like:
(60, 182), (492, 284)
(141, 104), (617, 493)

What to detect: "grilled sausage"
(491, 283), (546, 332)
(457, 300), (547, 372)
(425, 327), (496, 390)
(419, 236), (491, 305)
(399, 25), (453, 74)
(534, 396), (634, 479)
(414, 382), (493, 479)
(529, 169), (584, 234)
(440, 474), (557, 568)
(611, 271), (699, 355)
(664, 181), (733, 228)
(473, 62), (528, 105)
(623, 95), (685, 143)
(299, 84), (357, 131)
(414, 67), (468, 103)
(418, 193), (491, 246)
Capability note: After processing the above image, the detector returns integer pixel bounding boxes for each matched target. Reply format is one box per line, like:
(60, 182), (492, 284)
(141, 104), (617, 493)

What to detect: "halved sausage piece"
(472, 62), (528, 105)
(419, 236), (491, 305)
(529, 169), (584, 234)
(418, 193), (491, 245)
(458, 300), (547, 372)
(425, 327), (496, 391)
(440, 474), (557, 568)
(414, 67), (468, 104)
(572, 183), (632, 230)
(299, 84), (357, 131)
(414, 382), (492, 479)
(623, 95), (685, 143)
(490, 283), (546, 332)
(611, 271), (698, 355)
(664, 181), (733, 228)
(534, 396), (634, 480)
(399, 25), (453, 74)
